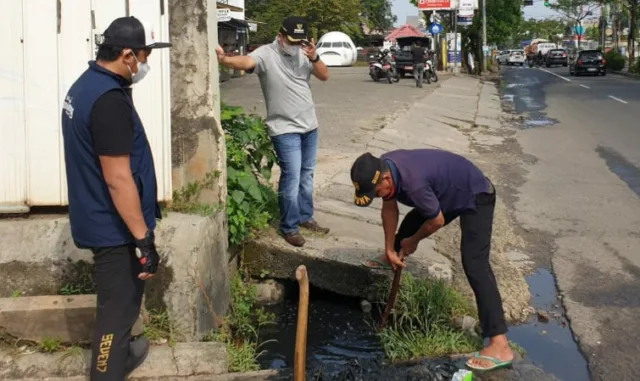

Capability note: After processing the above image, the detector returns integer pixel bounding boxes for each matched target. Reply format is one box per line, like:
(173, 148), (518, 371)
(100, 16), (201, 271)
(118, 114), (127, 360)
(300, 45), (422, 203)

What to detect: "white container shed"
(0, 0), (172, 213)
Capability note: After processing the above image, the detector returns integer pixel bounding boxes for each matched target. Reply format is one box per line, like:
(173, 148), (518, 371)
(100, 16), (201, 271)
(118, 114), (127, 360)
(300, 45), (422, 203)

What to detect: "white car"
(507, 50), (525, 66)
(497, 50), (514, 65)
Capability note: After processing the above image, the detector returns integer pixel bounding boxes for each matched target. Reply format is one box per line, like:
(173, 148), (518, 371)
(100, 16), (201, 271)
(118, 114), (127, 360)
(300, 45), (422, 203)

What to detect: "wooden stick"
(294, 265), (309, 381)
(377, 251), (405, 330)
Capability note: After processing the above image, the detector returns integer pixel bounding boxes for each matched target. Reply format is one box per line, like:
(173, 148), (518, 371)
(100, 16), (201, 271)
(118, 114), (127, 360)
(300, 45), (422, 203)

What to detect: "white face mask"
(279, 38), (300, 56)
(127, 53), (151, 84)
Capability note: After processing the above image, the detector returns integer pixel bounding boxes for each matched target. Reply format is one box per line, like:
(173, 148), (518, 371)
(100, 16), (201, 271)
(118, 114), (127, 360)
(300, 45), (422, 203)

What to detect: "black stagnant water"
(256, 273), (590, 381)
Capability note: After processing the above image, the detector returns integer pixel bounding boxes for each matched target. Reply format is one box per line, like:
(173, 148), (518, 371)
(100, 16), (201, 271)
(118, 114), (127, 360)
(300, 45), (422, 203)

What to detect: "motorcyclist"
(537, 50), (543, 65)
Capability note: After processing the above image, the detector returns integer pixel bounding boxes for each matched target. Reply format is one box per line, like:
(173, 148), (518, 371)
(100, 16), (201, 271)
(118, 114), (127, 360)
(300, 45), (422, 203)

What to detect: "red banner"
(418, 0), (452, 9)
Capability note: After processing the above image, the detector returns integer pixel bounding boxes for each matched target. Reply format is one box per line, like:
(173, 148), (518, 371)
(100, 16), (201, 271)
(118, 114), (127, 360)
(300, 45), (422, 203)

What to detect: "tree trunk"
(629, 0), (637, 69)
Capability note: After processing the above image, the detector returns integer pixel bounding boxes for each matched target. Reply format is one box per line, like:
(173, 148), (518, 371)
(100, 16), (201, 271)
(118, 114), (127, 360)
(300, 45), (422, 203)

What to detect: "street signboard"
(458, 0), (476, 17)
(457, 16), (473, 26)
(217, 8), (232, 22)
(418, 0), (452, 11)
(429, 22), (443, 35)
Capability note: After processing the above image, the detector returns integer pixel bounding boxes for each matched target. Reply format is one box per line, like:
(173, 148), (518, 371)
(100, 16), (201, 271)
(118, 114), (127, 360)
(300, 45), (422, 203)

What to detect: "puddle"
(508, 268), (590, 381)
(596, 145), (640, 198)
(518, 113), (559, 129)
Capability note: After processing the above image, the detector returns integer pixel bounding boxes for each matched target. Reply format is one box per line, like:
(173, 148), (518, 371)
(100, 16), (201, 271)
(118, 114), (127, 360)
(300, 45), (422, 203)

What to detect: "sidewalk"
(245, 76), (530, 321)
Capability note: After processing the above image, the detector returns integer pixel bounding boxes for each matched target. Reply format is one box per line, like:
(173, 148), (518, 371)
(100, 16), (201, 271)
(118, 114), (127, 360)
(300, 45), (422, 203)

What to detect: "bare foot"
(467, 335), (513, 369)
(362, 254), (392, 269)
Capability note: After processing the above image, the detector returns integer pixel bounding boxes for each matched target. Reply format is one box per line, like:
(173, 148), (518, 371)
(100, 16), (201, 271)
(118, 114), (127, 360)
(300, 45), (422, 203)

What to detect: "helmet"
(382, 49), (389, 55)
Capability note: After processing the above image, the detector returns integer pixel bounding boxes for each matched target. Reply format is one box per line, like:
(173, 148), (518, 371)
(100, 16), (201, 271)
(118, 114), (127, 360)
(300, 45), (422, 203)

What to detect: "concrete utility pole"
(482, 0), (487, 71)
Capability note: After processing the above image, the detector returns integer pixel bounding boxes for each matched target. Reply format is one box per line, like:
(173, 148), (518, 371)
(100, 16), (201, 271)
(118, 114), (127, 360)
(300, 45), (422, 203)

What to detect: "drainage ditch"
(256, 274), (589, 381)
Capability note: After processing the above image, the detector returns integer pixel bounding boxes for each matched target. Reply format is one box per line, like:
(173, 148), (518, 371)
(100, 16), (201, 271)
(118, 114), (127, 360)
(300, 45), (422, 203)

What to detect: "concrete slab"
(0, 342), (227, 379)
(0, 212), (230, 343)
(243, 230), (452, 300)
(0, 295), (142, 343)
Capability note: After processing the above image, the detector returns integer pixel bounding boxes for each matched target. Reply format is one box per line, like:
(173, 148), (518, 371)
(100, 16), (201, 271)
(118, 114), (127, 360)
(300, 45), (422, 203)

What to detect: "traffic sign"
(544, 0), (550, 6)
(429, 22), (443, 35)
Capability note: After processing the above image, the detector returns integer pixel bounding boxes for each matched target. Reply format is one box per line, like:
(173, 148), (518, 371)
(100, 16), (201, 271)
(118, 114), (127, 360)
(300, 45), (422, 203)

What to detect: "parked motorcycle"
(369, 50), (400, 83)
(425, 51), (438, 83)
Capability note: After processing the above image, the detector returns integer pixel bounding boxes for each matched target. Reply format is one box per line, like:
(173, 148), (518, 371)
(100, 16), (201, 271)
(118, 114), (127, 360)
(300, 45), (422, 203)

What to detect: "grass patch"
(38, 337), (62, 353)
(509, 340), (526, 357)
(142, 309), (176, 346)
(202, 272), (275, 372)
(375, 273), (482, 362)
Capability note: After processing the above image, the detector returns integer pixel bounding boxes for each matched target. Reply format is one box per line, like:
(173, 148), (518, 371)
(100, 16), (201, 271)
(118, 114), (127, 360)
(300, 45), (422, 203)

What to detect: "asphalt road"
(501, 65), (640, 381)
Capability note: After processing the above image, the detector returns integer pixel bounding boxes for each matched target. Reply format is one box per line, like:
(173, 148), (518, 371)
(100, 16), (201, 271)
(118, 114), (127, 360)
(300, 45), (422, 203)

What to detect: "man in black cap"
(61, 16), (171, 380)
(216, 17), (330, 247)
(350, 149), (514, 372)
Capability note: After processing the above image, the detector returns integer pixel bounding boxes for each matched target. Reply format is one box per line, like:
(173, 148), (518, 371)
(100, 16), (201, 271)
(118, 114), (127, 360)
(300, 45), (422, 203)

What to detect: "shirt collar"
(88, 60), (131, 88)
(385, 158), (402, 194)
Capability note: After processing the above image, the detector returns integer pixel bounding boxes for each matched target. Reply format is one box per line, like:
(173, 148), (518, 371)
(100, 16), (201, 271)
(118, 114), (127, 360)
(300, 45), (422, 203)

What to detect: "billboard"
(418, 0), (453, 10)
(458, 0), (476, 17)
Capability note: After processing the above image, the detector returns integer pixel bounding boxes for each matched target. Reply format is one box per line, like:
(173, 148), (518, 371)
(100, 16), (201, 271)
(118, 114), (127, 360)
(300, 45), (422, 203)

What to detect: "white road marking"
(580, 84), (590, 89)
(608, 95), (628, 104)
(539, 68), (571, 82)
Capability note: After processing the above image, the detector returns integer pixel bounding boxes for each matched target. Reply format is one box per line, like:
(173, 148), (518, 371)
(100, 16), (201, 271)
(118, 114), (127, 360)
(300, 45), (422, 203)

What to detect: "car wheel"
(563, 63), (567, 67)
(569, 68), (574, 76)
(601, 71), (606, 76)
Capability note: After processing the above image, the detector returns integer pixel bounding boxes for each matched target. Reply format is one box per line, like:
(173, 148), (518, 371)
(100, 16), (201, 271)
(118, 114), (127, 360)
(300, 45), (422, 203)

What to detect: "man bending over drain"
(350, 148), (513, 372)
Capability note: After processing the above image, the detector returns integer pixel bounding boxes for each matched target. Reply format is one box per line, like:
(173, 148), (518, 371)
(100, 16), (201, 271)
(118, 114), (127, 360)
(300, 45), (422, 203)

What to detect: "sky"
(391, 0), (558, 28)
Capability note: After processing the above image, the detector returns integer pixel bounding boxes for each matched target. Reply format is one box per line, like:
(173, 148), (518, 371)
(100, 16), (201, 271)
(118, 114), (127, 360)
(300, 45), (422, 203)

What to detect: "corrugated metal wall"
(0, 0), (172, 211)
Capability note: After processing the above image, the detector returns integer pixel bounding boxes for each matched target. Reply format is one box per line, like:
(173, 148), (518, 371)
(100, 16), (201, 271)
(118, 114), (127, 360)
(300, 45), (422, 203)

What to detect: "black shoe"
(125, 336), (150, 376)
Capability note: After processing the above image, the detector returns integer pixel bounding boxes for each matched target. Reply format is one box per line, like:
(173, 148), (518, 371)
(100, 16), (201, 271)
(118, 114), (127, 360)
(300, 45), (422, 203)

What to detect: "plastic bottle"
(451, 369), (473, 381)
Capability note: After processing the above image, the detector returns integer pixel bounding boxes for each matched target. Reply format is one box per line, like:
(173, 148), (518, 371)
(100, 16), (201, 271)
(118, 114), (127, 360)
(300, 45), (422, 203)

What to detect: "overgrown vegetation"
(604, 50), (627, 72)
(375, 274), (482, 362)
(142, 309), (176, 346)
(223, 105), (279, 245)
(203, 272), (275, 372)
(169, 104), (278, 246)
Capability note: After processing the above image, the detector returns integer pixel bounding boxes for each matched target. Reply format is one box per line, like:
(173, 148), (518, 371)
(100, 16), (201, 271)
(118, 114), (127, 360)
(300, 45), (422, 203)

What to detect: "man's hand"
(400, 237), (418, 256)
(215, 45), (226, 63)
(386, 249), (406, 271)
(135, 231), (160, 280)
(303, 38), (318, 61)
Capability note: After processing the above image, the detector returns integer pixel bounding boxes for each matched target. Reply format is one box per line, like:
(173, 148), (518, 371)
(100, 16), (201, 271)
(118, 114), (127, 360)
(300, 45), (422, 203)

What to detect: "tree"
(360, 0), (397, 33)
(246, 0), (362, 44)
(513, 17), (567, 43)
(549, 0), (600, 49)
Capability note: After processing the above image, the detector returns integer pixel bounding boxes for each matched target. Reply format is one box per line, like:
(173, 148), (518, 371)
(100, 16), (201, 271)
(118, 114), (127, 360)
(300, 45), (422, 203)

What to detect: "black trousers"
(394, 180), (507, 338)
(90, 244), (145, 381)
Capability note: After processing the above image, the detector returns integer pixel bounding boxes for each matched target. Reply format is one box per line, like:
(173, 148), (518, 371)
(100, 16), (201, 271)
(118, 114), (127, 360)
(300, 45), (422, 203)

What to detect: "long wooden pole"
(294, 265), (309, 381)
(378, 251), (404, 330)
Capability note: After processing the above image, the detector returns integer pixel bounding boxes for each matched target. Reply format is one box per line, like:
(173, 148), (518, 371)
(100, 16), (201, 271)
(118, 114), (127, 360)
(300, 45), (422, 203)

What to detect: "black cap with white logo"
(97, 16), (171, 49)
(279, 16), (308, 43)
(350, 153), (383, 207)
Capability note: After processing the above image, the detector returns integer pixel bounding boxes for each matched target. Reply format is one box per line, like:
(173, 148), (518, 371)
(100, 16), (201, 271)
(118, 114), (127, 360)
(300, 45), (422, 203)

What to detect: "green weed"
(10, 290), (21, 298)
(39, 337), (62, 353)
(375, 273), (482, 361)
(142, 309), (176, 346)
(202, 272), (275, 372)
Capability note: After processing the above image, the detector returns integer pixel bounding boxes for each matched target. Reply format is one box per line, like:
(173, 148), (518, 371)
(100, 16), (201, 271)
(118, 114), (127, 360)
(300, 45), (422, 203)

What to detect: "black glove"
(134, 230), (160, 275)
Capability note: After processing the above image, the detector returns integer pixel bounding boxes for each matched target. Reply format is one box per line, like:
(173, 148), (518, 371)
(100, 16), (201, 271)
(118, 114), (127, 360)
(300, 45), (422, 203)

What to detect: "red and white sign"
(458, 0), (476, 17)
(418, 0), (452, 10)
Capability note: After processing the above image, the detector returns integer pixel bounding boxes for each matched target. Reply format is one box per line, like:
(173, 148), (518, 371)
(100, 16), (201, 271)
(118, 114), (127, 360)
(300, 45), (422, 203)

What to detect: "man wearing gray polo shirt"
(216, 17), (330, 247)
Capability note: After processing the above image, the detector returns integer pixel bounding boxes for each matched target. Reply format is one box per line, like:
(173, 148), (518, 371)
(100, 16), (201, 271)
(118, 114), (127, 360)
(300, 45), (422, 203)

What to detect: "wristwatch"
(310, 55), (321, 63)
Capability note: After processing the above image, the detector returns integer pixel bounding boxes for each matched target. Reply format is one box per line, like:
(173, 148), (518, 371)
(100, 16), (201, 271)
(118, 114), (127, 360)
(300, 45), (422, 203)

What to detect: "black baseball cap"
(98, 16), (171, 50)
(279, 17), (308, 42)
(350, 153), (383, 207)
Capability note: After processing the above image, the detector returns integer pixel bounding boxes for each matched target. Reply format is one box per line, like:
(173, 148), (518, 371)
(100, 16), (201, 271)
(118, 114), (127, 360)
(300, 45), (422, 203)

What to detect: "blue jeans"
(270, 129), (318, 234)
